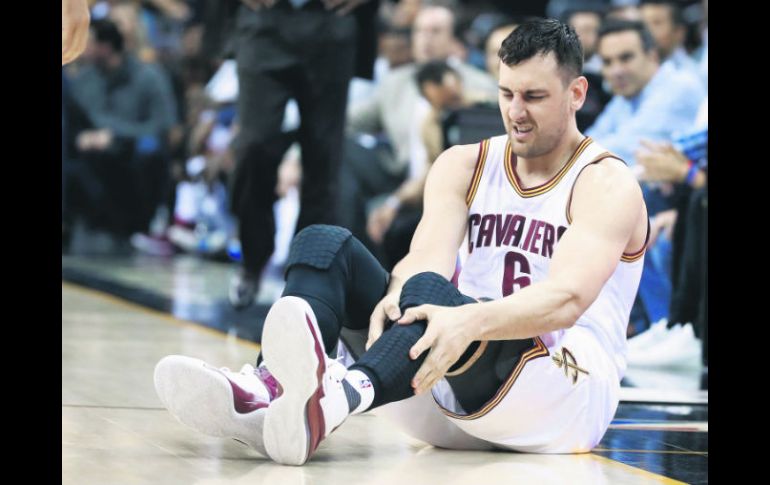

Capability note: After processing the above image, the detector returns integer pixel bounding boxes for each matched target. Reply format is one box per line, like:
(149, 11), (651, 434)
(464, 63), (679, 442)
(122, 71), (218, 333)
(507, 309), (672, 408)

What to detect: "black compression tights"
(268, 225), (530, 414)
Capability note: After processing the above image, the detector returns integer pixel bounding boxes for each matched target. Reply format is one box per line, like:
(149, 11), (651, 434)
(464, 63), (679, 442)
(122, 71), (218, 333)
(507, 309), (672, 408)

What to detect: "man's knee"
(285, 224), (352, 271)
(400, 272), (471, 310)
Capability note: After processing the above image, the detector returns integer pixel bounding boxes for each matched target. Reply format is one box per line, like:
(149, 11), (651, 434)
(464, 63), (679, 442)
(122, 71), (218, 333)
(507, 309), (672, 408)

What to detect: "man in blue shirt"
(587, 20), (704, 168)
(586, 19), (705, 334)
(640, 0), (704, 88)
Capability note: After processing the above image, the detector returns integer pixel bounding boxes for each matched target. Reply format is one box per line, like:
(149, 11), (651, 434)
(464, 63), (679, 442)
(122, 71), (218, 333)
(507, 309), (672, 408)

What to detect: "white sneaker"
(627, 318), (671, 351)
(261, 296), (351, 466)
(627, 323), (701, 368)
(153, 355), (281, 456)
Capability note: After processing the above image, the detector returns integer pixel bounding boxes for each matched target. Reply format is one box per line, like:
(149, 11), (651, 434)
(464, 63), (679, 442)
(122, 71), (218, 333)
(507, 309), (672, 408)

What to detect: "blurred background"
(62, 1), (709, 482)
(62, 0), (708, 408)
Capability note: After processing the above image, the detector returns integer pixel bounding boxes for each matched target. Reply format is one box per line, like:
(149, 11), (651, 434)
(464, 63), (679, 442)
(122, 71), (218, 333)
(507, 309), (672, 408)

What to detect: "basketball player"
(154, 18), (648, 465)
(62, 0), (91, 65)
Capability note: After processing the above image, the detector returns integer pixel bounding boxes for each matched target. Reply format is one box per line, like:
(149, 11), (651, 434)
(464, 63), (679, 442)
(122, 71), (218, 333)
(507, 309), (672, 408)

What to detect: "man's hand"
(322, 0), (368, 16)
(76, 129), (113, 152)
(397, 304), (478, 395)
(366, 204), (397, 244)
(649, 209), (677, 245)
(367, 291), (402, 350)
(62, 0), (91, 65)
(636, 140), (689, 183)
(241, 0), (278, 11)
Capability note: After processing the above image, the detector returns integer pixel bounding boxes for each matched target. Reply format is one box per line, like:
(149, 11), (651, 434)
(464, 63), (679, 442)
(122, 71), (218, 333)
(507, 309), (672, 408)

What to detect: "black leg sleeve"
(278, 225), (390, 353)
(350, 271), (533, 413)
(350, 272), (479, 409)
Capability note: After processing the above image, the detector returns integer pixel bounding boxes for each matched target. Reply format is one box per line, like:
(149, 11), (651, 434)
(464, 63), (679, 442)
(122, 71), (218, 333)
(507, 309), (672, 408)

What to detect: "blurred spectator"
(639, 0), (703, 87)
(565, 5), (604, 74)
(349, 23), (413, 106)
(166, 102), (238, 259)
(107, 1), (155, 62)
(378, 24), (414, 70)
(607, 0), (641, 21)
(587, 19), (704, 172)
(368, 60), (466, 268)
(462, 11), (514, 72)
(564, 5), (613, 131)
(227, 0), (379, 310)
(586, 19), (704, 331)
(380, 0), (423, 28)
(628, 96), (707, 367)
(66, 19), (177, 242)
(693, 0), (707, 87)
(341, 3), (497, 261)
(484, 21), (518, 81)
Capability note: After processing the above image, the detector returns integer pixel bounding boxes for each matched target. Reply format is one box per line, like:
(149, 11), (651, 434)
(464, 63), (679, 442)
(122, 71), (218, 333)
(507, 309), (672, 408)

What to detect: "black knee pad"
(399, 271), (475, 310)
(285, 225), (352, 273)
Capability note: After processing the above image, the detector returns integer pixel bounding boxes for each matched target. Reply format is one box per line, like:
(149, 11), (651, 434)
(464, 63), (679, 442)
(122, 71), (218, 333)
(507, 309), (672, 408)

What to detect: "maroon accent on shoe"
(226, 377), (270, 413)
(257, 366), (283, 400)
(173, 217), (196, 230)
(304, 313), (327, 458)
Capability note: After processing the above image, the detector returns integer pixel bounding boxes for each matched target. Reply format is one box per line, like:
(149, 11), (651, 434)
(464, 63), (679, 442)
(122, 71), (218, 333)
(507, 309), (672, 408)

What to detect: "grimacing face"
(598, 30), (656, 99)
(497, 53), (584, 160)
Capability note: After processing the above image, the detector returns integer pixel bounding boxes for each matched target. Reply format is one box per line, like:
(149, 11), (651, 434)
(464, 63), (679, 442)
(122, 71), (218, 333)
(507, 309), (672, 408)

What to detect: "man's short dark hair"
(415, 60), (460, 96)
(597, 19), (657, 52)
(498, 18), (583, 83)
(91, 19), (125, 53)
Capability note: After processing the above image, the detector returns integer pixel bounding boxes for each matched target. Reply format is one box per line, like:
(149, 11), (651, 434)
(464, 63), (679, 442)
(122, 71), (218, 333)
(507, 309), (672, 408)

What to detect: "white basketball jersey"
(360, 135), (648, 453)
(456, 135), (645, 381)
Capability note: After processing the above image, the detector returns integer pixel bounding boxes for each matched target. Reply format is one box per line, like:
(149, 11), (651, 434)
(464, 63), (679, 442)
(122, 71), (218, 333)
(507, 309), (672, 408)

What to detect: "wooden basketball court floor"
(62, 255), (707, 484)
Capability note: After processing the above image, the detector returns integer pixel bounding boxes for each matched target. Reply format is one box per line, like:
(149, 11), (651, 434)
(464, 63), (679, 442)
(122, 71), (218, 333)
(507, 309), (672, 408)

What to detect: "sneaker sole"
(153, 355), (267, 455)
(262, 297), (326, 466)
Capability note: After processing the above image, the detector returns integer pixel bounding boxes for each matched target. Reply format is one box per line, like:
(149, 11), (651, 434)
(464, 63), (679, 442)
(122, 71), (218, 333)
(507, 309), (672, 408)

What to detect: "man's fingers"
(385, 302), (401, 321)
(409, 332), (435, 360)
(367, 304), (386, 349)
(412, 361), (441, 394)
(398, 304), (431, 324)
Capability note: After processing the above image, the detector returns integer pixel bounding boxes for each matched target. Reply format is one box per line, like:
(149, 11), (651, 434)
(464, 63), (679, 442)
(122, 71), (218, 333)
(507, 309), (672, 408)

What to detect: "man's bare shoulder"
(574, 157), (642, 201)
(571, 157), (646, 240)
(425, 143), (484, 200)
(431, 143), (482, 176)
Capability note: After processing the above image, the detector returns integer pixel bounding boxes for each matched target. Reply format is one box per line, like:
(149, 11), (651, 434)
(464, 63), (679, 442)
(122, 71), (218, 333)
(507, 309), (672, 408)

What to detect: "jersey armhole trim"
(466, 139), (490, 206)
(564, 153), (648, 262)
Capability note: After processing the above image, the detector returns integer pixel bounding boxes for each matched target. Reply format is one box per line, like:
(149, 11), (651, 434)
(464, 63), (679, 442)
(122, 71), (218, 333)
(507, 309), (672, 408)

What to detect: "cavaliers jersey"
(456, 134), (646, 381)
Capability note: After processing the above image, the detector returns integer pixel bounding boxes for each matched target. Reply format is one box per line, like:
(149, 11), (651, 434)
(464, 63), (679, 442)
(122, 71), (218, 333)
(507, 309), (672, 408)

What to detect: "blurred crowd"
(62, 0), (708, 371)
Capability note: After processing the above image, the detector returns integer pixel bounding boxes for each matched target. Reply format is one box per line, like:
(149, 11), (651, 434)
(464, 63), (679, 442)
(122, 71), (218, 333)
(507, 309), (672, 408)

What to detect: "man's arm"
(62, 0), (91, 65)
(398, 159), (645, 393)
(390, 145), (474, 287)
(366, 143), (477, 346)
